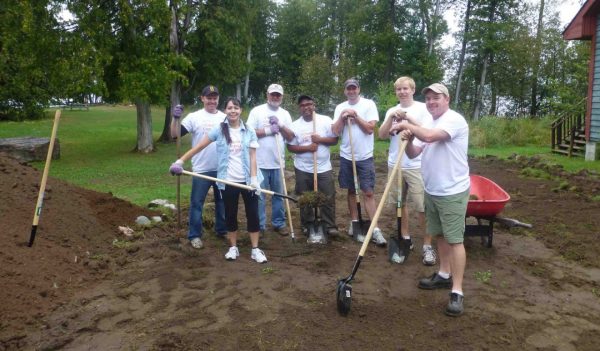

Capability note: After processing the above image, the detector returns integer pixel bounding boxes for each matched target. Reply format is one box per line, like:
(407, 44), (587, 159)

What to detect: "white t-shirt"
(419, 109), (470, 196)
(287, 114), (336, 173)
(226, 127), (245, 183)
(181, 108), (226, 173)
(333, 97), (379, 161)
(385, 101), (431, 169)
(246, 103), (293, 169)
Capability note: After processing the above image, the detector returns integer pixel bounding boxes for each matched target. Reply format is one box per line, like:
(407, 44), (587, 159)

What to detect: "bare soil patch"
(1, 153), (599, 351)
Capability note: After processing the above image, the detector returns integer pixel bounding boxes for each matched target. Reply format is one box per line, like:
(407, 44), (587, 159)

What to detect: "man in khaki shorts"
(379, 76), (435, 265)
(397, 83), (470, 317)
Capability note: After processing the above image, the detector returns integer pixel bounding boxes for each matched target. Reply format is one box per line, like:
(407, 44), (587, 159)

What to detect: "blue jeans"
(188, 171), (226, 240)
(259, 168), (286, 230)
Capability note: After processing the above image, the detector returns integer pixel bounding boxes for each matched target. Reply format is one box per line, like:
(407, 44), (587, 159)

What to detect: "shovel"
(181, 171), (298, 203)
(28, 110), (61, 247)
(308, 112), (327, 244)
(337, 140), (408, 316)
(347, 119), (369, 241)
(388, 137), (409, 263)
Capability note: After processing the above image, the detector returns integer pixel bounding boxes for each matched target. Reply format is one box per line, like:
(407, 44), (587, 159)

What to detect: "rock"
(151, 216), (162, 223)
(135, 216), (151, 226)
(148, 199), (170, 208)
(0, 137), (60, 162)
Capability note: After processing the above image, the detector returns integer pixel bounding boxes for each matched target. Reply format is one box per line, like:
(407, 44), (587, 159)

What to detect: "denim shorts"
(338, 157), (376, 193)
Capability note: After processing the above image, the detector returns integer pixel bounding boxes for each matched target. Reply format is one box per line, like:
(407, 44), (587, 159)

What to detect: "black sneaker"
(445, 292), (464, 316)
(418, 273), (453, 290)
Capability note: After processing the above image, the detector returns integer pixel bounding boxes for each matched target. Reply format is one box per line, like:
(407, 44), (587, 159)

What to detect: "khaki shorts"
(424, 188), (469, 244)
(387, 167), (425, 212)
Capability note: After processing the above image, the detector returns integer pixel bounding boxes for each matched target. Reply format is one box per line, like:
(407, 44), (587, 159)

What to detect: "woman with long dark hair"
(170, 97), (267, 263)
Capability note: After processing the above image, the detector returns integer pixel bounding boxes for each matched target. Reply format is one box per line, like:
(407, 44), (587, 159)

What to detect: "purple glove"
(269, 124), (280, 134)
(169, 160), (184, 175)
(269, 116), (281, 126)
(172, 104), (184, 119)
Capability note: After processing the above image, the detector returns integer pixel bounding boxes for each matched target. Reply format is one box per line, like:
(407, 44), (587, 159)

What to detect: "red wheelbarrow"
(465, 174), (531, 247)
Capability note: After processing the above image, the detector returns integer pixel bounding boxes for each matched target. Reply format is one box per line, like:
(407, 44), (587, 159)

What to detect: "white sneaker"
(251, 248), (268, 263)
(371, 228), (387, 246)
(225, 246), (239, 261)
(422, 246), (437, 266)
(190, 238), (203, 249)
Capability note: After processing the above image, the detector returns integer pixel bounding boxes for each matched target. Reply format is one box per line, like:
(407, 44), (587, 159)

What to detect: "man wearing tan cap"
(247, 84), (294, 236)
(396, 82), (470, 317)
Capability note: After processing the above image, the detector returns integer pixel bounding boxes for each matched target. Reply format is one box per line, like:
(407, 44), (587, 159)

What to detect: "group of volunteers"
(168, 77), (470, 317)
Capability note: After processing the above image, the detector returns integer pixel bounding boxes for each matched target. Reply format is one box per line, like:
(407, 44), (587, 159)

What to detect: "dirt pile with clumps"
(0, 153), (160, 346)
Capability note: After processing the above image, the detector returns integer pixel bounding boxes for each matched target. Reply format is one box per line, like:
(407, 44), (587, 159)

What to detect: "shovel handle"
(181, 170), (298, 203)
(346, 119), (361, 204)
(356, 140), (408, 257)
(275, 136), (296, 240)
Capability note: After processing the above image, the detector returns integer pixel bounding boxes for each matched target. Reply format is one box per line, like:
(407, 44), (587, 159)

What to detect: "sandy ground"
(1, 152), (600, 351)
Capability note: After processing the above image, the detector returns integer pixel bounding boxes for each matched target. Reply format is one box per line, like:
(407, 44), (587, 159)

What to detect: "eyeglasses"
(299, 102), (314, 108)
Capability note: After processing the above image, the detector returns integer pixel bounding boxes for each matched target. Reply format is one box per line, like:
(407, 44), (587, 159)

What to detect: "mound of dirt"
(0, 153), (160, 345)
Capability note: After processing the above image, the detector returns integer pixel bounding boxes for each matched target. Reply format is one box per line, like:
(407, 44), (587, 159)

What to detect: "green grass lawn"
(0, 105), (193, 206)
(1, 106), (598, 207)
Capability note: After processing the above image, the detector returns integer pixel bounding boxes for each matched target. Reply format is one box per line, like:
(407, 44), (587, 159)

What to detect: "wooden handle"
(313, 112), (318, 191)
(275, 136), (295, 237)
(347, 119), (360, 203)
(397, 136), (403, 217)
(28, 110), (61, 247)
(358, 140), (408, 257)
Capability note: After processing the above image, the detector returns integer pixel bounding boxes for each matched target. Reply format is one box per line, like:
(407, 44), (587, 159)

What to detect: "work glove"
(264, 124), (280, 135)
(169, 159), (184, 175)
(269, 116), (282, 127)
(250, 176), (262, 195)
(172, 104), (184, 119)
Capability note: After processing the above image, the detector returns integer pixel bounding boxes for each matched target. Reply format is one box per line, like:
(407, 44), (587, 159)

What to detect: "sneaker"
(371, 228), (387, 246)
(190, 238), (203, 249)
(445, 293), (464, 316)
(274, 226), (290, 236)
(328, 227), (339, 236)
(251, 248), (268, 263)
(422, 246), (437, 266)
(224, 246), (239, 261)
(418, 272), (453, 290)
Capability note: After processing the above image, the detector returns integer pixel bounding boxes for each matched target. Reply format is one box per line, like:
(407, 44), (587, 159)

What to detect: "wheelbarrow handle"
(181, 170), (298, 203)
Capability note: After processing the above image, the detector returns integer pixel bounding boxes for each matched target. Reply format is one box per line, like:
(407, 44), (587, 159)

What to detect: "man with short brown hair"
(397, 83), (470, 317)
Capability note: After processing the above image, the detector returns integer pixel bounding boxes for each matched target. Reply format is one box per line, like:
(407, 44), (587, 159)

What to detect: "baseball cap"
(297, 95), (314, 104)
(267, 83), (284, 95)
(344, 78), (360, 89)
(421, 83), (449, 97)
(201, 85), (219, 96)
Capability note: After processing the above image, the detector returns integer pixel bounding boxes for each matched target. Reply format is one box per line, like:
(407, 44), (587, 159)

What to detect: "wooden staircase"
(551, 112), (586, 157)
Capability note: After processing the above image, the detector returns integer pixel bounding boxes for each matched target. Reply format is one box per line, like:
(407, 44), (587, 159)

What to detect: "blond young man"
(379, 77), (435, 265)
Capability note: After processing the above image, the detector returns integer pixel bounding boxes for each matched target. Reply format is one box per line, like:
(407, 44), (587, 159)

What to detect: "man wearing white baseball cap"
(396, 82), (470, 317)
(247, 84), (294, 236)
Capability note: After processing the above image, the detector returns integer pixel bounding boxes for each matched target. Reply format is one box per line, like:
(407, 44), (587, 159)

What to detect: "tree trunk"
(530, 0), (545, 117)
(473, 56), (488, 121)
(244, 44), (251, 104)
(454, 0), (471, 108)
(135, 99), (154, 153)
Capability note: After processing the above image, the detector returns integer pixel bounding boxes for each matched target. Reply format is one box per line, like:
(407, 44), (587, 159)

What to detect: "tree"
(69, 0), (179, 153)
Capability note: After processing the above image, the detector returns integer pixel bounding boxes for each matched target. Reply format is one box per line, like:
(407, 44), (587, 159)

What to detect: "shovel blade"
(336, 278), (352, 316)
(388, 236), (404, 264)
(307, 221), (327, 244)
